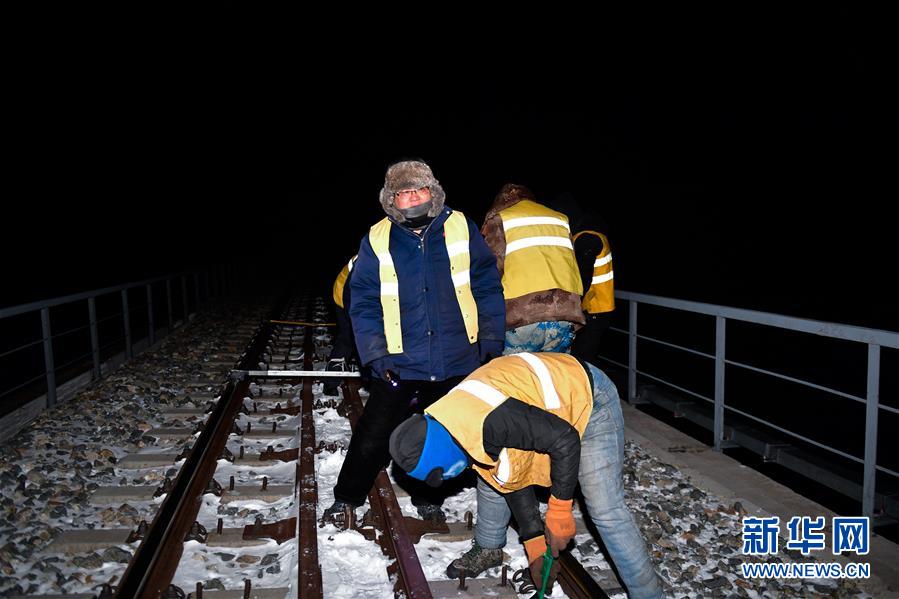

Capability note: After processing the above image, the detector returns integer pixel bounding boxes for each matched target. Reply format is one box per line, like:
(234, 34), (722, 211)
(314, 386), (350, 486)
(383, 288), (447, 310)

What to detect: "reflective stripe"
(498, 200), (581, 300)
(514, 352), (561, 409)
(370, 218), (403, 353)
(444, 210), (479, 343)
(451, 269), (470, 287)
(594, 253), (613, 267)
(446, 240), (469, 258)
(455, 380), (507, 407)
(493, 448), (511, 485)
(503, 216), (570, 231)
(592, 272), (614, 285)
(505, 236), (573, 255)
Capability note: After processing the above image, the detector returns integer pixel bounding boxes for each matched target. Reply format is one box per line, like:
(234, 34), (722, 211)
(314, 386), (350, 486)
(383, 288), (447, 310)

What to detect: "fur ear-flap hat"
(379, 160), (446, 223)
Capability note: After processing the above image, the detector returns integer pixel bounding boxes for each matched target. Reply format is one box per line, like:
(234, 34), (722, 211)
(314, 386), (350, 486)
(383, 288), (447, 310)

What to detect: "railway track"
(4, 293), (621, 598)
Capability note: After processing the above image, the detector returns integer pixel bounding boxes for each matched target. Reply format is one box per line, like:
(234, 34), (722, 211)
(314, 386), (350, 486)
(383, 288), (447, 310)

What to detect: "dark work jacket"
(350, 207), (506, 381)
(574, 232), (604, 293)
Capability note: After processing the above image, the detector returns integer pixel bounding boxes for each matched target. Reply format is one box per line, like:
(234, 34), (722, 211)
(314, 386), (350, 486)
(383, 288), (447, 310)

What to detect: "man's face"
(394, 186), (432, 209)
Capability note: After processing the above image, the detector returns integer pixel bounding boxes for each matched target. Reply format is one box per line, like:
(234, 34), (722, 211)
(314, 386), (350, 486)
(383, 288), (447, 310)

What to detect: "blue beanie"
(389, 414), (469, 486)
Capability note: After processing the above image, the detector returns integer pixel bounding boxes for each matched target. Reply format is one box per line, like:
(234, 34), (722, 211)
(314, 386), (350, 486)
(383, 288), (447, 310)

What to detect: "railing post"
(166, 278), (174, 330)
(714, 316), (726, 451)
(147, 284), (155, 346)
(863, 344), (880, 519)
(628, 300), (638, 404)
(40, 308), (57, 408)
(194, 272), (201, 310)
(88, 297), (100, 379)
(121, 289), (132, 360)
(182, 276), (189, 325)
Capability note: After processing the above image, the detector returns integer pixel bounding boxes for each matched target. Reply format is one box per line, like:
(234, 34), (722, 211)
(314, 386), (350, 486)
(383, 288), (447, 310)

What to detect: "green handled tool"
(538, 546), (555, 598)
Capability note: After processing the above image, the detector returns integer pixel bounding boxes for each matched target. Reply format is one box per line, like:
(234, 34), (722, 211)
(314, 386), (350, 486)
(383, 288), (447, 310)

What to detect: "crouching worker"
(389, 353), (663, 598)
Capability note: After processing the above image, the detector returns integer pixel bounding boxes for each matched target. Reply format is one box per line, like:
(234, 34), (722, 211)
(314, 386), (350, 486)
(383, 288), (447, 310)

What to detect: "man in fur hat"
(322, 159), (505, 524)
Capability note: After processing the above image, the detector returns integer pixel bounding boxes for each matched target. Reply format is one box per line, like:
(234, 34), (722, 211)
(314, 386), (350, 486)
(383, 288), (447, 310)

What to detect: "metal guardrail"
(611, 290), (899, 521)
(0, 267), (233, 412)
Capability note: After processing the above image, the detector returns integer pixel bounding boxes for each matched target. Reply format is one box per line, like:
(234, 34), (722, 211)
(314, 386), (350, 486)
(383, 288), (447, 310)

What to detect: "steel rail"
(298, 323), (323, 598)
(116, 312), (279, 597)
(342, 381), (433, 599)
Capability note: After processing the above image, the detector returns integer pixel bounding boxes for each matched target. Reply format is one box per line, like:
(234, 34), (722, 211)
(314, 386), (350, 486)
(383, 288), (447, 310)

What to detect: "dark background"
(2, 37), (895, 332)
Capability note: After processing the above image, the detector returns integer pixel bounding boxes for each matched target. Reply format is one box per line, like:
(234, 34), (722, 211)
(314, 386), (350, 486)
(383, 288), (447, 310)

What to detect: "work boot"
(416, 503), (446, 523)
(445, 540), (504, 579)
(322, 358), (346, 396)
(321, 500), (355, 528)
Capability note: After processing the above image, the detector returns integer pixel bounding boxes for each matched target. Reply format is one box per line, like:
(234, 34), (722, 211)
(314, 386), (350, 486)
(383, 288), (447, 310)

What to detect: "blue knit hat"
(389, 414), (469, 487)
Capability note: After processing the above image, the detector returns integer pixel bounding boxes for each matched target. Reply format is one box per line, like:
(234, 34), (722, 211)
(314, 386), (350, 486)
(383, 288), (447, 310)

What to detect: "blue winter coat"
(349, 207), (505, 381)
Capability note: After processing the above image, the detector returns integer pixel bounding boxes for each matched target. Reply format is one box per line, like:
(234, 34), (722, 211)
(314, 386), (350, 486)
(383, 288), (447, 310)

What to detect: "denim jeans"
(474, 363), (664, 599)
(503, 321), (575, 354)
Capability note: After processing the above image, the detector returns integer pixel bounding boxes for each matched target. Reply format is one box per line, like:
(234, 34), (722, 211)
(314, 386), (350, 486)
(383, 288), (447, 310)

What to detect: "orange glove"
(544, 496), (575, 556)
(524, 536), (559, 594)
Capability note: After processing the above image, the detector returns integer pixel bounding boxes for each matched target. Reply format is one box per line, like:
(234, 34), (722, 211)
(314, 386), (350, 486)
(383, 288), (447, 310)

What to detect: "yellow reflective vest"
(332, 255), (357, 309)
(498, 200), (583, 300)
(368, 212), (479, 354)
(573, 230), (615, 313)
(426, 353), (592, 493)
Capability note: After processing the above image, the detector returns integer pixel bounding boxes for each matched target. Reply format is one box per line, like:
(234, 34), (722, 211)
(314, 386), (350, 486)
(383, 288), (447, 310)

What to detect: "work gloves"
(368, 356), (396, 381)
(544, 496), (576, 556)
(524, 536), (560, 594)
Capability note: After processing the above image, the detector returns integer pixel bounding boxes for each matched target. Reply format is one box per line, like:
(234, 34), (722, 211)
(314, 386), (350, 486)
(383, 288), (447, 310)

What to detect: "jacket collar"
(388, 206), (453, 237)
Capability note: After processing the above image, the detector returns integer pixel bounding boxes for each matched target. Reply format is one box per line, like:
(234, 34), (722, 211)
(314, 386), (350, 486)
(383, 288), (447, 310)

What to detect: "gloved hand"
(544, 496), (576, 557)
(478, 339), (504, 363)
(368, 356), (396, 381)
(524, 536), (560, 595)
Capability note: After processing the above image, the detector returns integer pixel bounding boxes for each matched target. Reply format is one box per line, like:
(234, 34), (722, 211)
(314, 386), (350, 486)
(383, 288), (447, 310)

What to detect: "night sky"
(4, 40), (896, 333)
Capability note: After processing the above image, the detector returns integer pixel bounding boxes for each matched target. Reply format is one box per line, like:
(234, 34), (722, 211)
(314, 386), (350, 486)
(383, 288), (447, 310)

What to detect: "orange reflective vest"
(426, 353), (592, 493)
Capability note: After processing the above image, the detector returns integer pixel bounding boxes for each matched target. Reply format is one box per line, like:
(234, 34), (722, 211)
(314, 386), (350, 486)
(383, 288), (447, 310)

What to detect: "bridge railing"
(599, 290), (898, 521)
